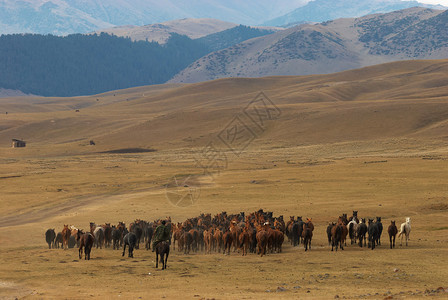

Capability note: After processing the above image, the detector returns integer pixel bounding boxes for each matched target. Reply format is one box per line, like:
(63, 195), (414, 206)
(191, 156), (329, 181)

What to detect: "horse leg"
(389, 235), (392, 249)
(164, 251), (169, 270)
(122, 243), (126, 257)
(156, 251), (159, 269)
(79, 246), (82, 259)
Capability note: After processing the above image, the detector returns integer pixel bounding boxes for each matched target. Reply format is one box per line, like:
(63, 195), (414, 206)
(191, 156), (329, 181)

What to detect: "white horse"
(347, 219), (358, 244)
(398, 217), (411, 246)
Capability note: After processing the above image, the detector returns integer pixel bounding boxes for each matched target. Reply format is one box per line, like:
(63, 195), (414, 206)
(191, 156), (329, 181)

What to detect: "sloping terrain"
(1, 59), (447, 155)
(0, 60), (447, 299)
(170, 8), (448, 83)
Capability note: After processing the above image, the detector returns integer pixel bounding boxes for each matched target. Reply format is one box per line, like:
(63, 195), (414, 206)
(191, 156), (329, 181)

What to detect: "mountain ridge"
(170, 7), (448, 84)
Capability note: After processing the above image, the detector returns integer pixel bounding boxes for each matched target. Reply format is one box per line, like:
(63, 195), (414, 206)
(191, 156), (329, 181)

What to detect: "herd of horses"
(325, 211), (411, 251)
(44, 209), (412, 267)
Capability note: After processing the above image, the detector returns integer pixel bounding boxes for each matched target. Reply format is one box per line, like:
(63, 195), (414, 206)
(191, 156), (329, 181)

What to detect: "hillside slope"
(1, 59), (447, 156)
(170, 8), (448, 83)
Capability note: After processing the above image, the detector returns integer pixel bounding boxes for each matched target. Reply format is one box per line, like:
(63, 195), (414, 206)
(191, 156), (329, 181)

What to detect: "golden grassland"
(0, 60), (448, 299)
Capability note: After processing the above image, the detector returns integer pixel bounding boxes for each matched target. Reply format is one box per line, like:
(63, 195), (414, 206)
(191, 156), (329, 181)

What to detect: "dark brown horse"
(302, 220), (313, 251)
(388, 220), (398, 249)
(155, 241), (170, 270)
(77, 230), (94, 260)
(222, 230), (233, 255)
(331, 223), (344, 251)
(256, 225), (269, 257)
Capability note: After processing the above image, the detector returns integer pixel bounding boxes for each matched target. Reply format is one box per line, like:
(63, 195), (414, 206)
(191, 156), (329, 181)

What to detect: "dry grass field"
(0, 60), (448, 299)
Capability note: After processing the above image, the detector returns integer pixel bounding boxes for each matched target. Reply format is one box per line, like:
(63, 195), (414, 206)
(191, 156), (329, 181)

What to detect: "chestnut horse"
(256, 224), (269, 257)
(62, 225), (71, 250)
(238, 228), (250, 256)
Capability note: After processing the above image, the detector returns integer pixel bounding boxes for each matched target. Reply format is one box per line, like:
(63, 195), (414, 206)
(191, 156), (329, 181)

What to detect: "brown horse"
(62, 225), (71, 250)
(203, 229), (214, 254)
(256, 224), (269, 257)
(222, 230), (233, 255)
(331, 223), (344, 251)
(238, 228), (250, 256)
(213, 228), (223, 252)
(302, 220), (313, 251)
(155, 241), (170, 270)
(77, 230), (94, 260)
(183, 231), (193, 254)
(388, 221), (398, 249)
(338, 216), (348, 246)
(55, 232), (63, 248)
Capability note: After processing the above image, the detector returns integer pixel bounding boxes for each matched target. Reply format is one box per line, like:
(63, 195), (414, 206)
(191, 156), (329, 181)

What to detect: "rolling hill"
(1, 59), (447, 156)
(170, 7), (448, 84)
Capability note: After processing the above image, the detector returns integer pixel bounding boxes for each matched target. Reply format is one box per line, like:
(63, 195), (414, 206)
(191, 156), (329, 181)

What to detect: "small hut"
(12, 139), (26, 148)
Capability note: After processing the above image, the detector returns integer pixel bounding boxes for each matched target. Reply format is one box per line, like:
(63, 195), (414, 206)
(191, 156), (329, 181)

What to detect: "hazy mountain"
(95, 19), (238, 44)
(170, 7), (448, 84)
(263, 0), (447, 27)
(0, 0), (305, 35)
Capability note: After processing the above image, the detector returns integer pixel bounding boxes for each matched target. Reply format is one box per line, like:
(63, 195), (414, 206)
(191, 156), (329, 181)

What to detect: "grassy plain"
(0, 60), (448, 299)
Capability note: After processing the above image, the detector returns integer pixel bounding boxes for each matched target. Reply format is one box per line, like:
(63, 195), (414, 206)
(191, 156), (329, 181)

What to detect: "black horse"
(45, 229), (56, 249)
(112, 227), (121, 250)
(155, 241), (170, 270)
(368, 219), (379, 250)
(122, 232), (137, 258)
(357, 218), (368, 247)
(376, 217), (383, 245)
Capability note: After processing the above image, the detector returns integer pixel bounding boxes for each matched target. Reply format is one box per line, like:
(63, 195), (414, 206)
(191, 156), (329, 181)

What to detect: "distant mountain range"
(0, 0), (305, 35)
(94, 19), (281, 44)
(94, 19), (238, 44)
(1, 0), (446, 35)
(170, 7), (448, 84)
(263, 0), (446, 26)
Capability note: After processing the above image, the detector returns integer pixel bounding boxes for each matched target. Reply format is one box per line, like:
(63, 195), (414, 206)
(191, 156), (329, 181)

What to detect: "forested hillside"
(0, 33), (209, 96)
(0, 26), (276, 96)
